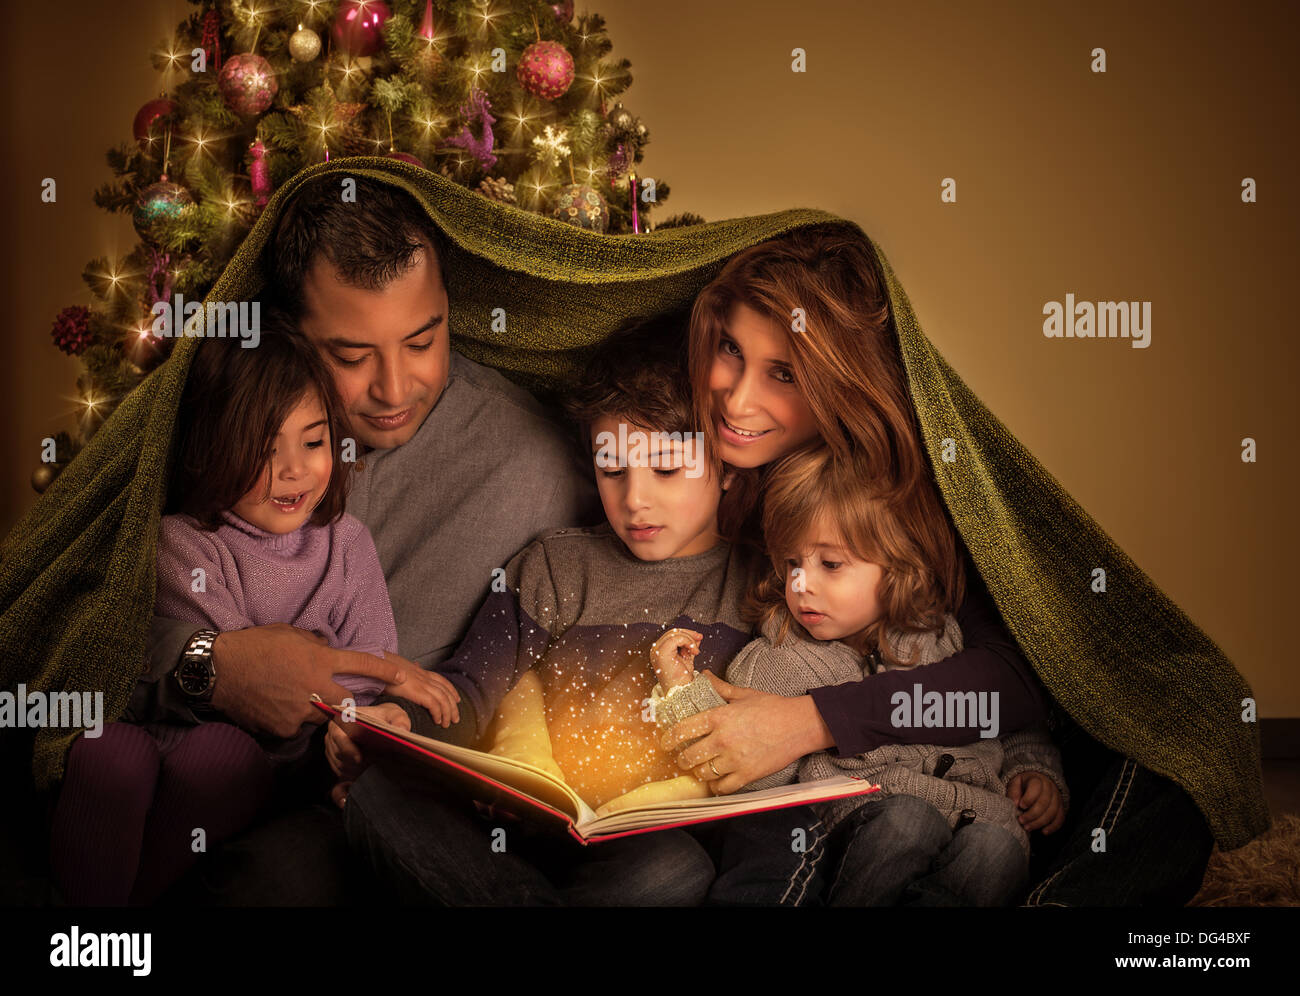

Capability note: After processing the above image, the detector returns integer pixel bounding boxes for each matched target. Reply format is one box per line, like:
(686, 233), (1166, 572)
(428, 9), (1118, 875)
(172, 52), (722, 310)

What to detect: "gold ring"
(708, 758), (721, 778)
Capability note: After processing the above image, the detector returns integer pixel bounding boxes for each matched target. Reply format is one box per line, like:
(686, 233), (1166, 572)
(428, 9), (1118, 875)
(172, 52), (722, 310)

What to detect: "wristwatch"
(173, 628), (220, 709)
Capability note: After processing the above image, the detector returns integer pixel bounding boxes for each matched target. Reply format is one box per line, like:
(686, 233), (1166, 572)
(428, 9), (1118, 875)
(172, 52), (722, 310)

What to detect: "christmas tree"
(36, 0), (691, 495)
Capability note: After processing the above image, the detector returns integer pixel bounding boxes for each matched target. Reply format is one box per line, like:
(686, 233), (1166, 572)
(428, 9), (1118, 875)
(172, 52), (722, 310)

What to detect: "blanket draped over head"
(0, 158), (1267, 849)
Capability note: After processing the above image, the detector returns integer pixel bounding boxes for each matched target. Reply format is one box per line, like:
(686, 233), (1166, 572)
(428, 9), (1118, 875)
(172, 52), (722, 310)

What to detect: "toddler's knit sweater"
(657, 608), (1068, 857)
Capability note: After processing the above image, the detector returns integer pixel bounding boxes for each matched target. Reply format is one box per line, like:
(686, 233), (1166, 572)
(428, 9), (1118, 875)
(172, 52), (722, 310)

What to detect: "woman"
(666, 225), (1214, 905)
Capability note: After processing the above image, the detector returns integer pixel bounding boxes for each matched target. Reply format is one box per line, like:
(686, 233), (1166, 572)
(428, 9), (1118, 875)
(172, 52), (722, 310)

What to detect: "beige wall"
(4, 1), (1297, 714)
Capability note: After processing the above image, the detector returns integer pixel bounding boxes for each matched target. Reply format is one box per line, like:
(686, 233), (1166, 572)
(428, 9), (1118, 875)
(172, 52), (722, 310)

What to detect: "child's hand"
(1007, 770), (1065, 835)
(325, 702), (412, 784)
(651, 628), (704, 689)
(384, 665), (461, 728)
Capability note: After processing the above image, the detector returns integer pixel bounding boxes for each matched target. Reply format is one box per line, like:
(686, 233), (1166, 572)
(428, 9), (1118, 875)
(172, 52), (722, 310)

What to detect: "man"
(131, 175), (603, 903)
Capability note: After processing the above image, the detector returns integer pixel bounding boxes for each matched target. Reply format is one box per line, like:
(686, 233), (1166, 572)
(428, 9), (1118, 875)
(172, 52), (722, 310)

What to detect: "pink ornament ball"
(218, 53), (279, 116)
(517, 40), (574, 101)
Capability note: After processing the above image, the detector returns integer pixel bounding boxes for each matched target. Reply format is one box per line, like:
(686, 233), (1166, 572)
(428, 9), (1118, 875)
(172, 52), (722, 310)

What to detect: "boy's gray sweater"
(657, 609), (1069, 857)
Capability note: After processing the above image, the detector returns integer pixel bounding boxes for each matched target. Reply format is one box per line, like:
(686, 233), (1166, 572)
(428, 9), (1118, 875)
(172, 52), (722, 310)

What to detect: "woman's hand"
(659, 673), (834, 795)
(650, 628), (703, 690)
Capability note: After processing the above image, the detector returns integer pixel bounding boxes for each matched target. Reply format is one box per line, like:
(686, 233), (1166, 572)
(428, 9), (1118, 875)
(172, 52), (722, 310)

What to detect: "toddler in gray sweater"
(651, 443), (1068, 905)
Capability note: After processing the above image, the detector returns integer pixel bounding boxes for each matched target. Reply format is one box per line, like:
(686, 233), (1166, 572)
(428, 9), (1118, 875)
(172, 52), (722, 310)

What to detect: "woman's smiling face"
(708, 301), (820, 468)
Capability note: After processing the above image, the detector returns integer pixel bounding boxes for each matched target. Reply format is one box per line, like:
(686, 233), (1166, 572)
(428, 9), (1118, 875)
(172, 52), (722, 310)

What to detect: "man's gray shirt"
(130, 349), (603, 723)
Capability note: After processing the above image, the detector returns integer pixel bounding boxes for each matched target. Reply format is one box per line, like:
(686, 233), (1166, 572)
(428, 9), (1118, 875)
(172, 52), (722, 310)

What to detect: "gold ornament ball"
(290, 27), (322, 62)
(32, 463), (62, 494)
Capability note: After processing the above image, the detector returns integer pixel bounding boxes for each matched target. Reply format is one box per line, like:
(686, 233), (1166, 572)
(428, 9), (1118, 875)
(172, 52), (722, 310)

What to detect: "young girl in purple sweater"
(49, 320), (398, 905)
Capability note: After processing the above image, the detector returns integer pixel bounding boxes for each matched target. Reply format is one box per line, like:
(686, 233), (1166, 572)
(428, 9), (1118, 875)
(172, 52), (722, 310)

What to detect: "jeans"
(344, 762), (716, 906)
(826, 794), (1026, 906)
(690, 804), (832, 906)
(1023, 714), (1214, 906)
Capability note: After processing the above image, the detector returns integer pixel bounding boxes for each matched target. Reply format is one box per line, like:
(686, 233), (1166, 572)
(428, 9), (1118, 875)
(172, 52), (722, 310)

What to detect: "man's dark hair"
(563, 311), (696, 444)
(267, 174), (449, 319)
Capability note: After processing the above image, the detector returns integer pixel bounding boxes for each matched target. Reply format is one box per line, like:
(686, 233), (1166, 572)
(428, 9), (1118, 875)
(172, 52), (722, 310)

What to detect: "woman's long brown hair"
(689, 224), (936, 546)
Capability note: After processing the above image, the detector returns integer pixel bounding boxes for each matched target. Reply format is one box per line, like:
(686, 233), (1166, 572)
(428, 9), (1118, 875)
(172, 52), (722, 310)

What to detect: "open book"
(312, 696), (879, 844)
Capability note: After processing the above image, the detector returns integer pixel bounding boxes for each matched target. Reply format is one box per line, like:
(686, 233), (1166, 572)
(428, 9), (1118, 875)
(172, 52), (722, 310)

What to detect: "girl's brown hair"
(166, 313), (354, 531)
(688, 224), (929, 547)
(746, 443), (965, 668)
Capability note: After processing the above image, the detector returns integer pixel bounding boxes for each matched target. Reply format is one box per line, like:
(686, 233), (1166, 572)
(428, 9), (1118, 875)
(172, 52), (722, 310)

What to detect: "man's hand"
(660, 673), (834, 795)
(209, 624), (406, 738)
(1007, 771), (1065, 835)
(381, 653), (462, 727)
(326, 703), (412, 808)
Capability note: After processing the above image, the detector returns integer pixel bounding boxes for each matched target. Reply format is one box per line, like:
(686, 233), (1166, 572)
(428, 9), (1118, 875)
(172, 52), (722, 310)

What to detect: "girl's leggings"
(49, 721), (273, 906)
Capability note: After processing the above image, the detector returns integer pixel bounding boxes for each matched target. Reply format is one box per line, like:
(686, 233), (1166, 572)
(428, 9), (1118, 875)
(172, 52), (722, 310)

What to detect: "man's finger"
(330, 649), (405, 686)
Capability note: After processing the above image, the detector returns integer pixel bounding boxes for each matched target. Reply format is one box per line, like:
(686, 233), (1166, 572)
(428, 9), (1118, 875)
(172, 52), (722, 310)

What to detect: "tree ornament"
(332, 0), (392, 58)
(50, 305), (92, 357)
(551, 1), (575, 23)
(289, 24), (322, 62)
(32, 463), (63, 495)
(517, 40), (574, 101)
(552, 183), (608, 233)
(132, 98), (177, 149)
(145, 246), (173, 310)
(133, 179), (193, 242)
(478, 176), (517, 204)
(387, 149), (424, 167)
(218, 53), (279, 116)
(199, 8), (223, 71)
(443, 87), (497, 171)
(608, 141), (629, 181)
(530, 125), (571, 169)
(607, 102), (634, 132)
(248, 139), (272, 207)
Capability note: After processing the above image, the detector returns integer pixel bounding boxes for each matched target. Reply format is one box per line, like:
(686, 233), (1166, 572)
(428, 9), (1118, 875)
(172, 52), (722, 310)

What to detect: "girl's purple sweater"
(153, 509), (399, 703)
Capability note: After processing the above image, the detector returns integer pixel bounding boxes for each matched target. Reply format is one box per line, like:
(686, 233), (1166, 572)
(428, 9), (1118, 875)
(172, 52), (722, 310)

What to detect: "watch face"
(178, 658), (212, 696)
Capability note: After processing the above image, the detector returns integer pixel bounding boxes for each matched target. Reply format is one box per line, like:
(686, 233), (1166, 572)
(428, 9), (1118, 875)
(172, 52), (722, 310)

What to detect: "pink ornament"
(388, 150), (425, 167)
(218, 53), (278, 116)
(145, 247), (173, 313)
(332, 0), (392, 57)
(133, 98), (177, 147)
(443, 88), (497, 171)
(248, 139), (272, 207)
(551, 0), (575, 22)
(517, 40), (574, 101)
(50, 306), (92, 357)
(418, 0), (436, 40)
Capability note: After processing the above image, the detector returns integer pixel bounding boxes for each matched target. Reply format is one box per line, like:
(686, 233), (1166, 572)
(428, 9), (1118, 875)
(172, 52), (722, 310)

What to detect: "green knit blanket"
(0, 157), (1268, 849)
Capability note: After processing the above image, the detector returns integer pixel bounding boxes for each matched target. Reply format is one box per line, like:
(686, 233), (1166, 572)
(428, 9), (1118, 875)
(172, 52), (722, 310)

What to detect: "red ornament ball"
(218, 53), (279, 116)
(51, 305), (92, 357)
(517, 40), (574, 101)
(132, 98), (177, 148)
(551, 1), (575, 22)
(333, 0), (392, 57)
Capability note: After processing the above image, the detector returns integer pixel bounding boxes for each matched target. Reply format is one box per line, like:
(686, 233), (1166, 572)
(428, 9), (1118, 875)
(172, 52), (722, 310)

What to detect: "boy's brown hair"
(563, 310), (697, 442)
(166, 311), (354, 531)
(746, 443), (966, 668)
